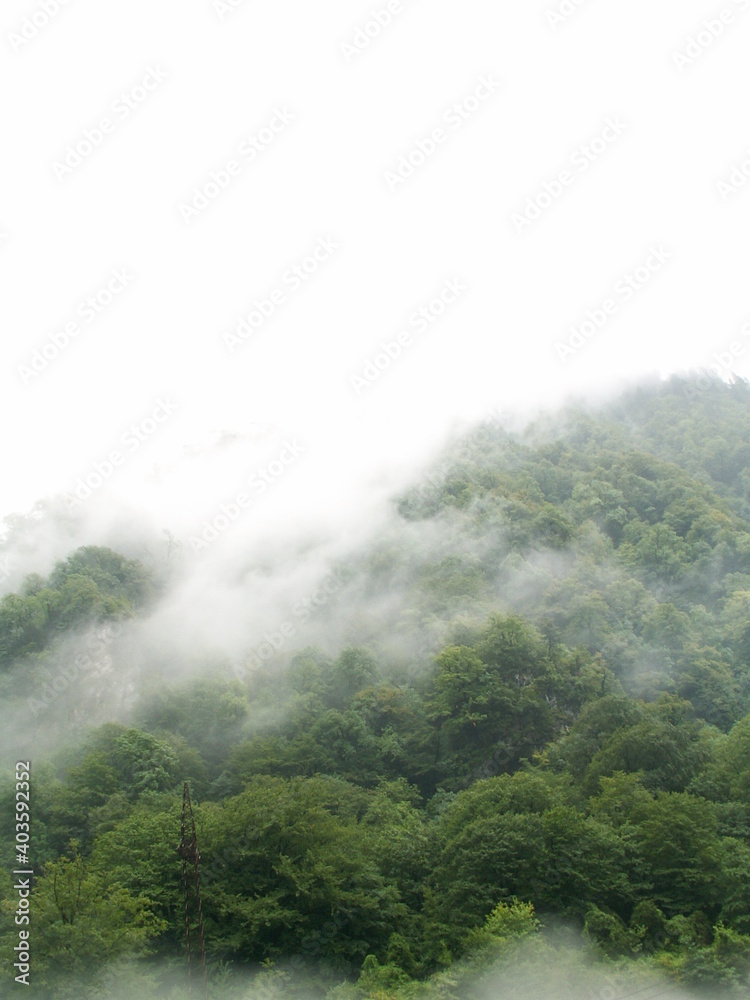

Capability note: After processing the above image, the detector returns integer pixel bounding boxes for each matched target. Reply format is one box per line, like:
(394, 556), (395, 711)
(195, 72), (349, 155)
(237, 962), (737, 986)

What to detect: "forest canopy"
(2, 376), (750, 997)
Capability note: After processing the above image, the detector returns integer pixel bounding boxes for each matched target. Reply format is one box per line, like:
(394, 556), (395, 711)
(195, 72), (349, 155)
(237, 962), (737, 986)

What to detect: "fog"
(46, 934), (722, 1000)
(0, 384), (586, 759)
(0, 372), (717, 766)
(1, 377), (744, 999)
(3, 1), (749, 996)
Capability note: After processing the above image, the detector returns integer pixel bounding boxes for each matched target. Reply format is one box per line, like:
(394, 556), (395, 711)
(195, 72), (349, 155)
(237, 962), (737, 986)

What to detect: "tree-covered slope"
(3, 377), (750, 997)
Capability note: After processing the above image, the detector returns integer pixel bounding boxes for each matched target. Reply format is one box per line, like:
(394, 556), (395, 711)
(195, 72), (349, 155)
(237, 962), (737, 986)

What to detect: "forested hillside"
(2, 376), (750, 998)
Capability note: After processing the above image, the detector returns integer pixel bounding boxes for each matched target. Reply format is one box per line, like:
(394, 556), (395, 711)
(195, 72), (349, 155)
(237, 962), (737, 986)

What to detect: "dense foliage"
(0, 546), (153, 669)
(2, 376), (750, 997)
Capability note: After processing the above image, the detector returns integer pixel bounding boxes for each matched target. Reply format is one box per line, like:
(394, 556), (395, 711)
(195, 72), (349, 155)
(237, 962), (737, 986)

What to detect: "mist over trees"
(2, 375), (750, 997)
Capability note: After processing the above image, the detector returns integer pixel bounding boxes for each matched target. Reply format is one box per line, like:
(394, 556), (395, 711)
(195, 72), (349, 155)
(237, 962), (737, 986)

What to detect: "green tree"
(0, 847), (166, 997)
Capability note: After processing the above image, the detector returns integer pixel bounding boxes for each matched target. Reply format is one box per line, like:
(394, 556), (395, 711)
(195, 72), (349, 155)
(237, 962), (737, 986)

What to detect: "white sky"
(2, 0), (750, 528)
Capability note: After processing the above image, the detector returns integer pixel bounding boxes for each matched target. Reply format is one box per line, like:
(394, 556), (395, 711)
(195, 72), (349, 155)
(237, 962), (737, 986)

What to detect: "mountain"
(1, 375), (750, 998)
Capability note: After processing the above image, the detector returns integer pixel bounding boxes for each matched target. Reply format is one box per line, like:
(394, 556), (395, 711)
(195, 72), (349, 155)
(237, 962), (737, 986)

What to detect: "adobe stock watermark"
(384, 74), (501, 191)
(63, 398), (179, 507)
(28, 621), (124, 716)
(339, 0), (417, 62)
(672, 0), (748, 72)
(407, 407), (507, 506)
(223, 236), (340, 353)
(510, 116), (628, 234)
(683, 321), (750, 397)
(179, 107), (296, 223)
(350, 278), (467, 395)
(7, 0), (71, 53)
(18, 267), (134, 385)
(0, 554), (14, 584)
(555, 245), (672, 361)
(212, 0), (249, 21)
(716, 141), (750, 201)
(52, 67), (169, 179)
(546, 0), (591, 31)
(234, 568), (343, 681)
(188, 440), (306, 551)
